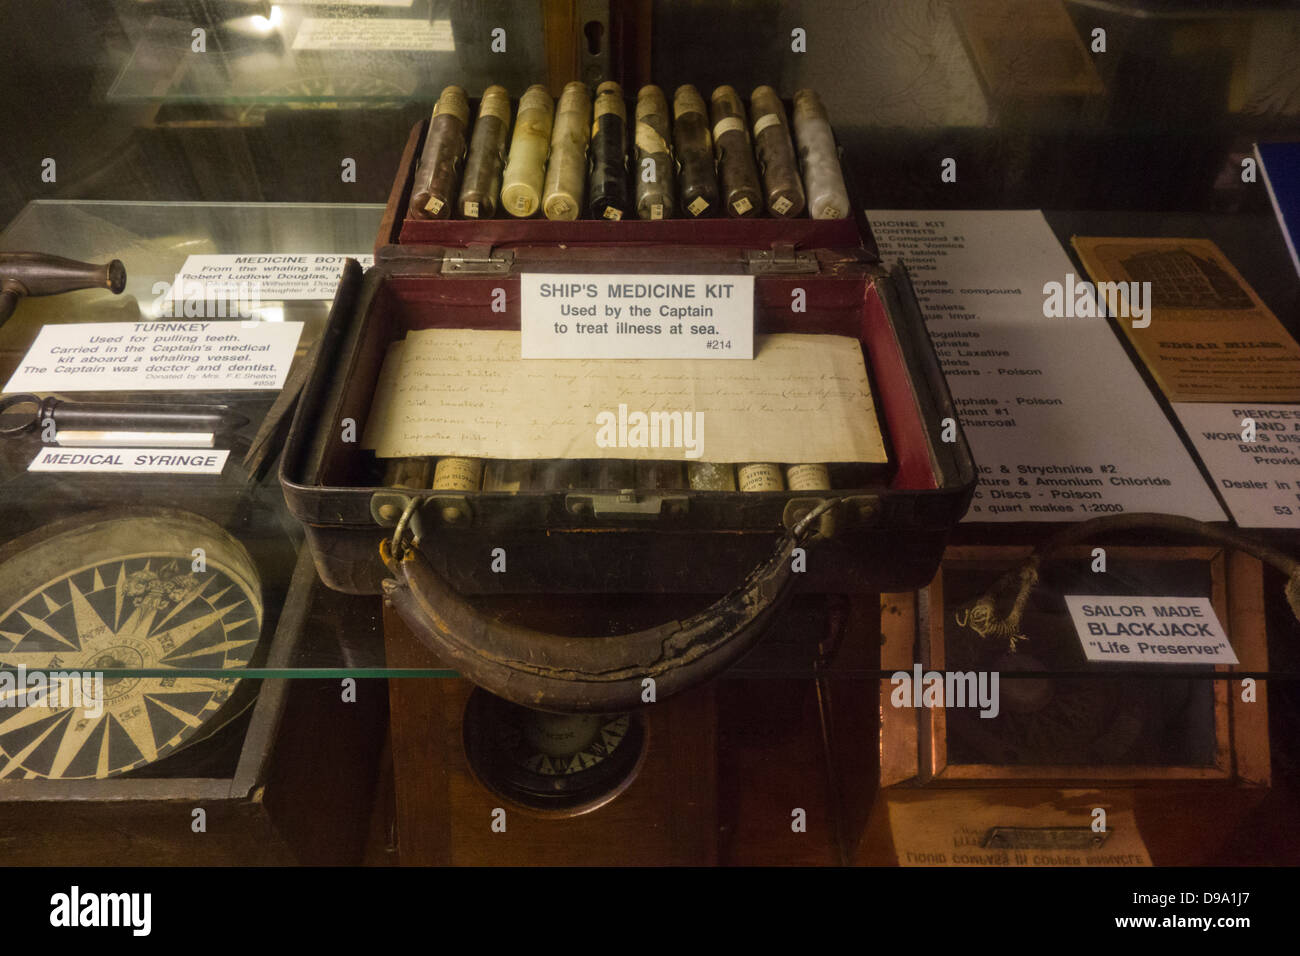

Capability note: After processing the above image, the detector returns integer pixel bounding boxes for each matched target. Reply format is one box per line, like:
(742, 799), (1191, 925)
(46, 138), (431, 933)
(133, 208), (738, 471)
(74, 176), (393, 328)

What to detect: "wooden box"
(862, 544), (1274, 866)
(0, 550), (386, 866)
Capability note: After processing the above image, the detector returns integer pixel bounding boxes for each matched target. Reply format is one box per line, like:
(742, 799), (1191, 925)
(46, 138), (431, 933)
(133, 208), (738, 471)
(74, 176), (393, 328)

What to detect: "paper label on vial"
(424, 195), (445, 215)
(713, 116), (745, 139)
(784, 463), (830, 490)
(650, 203), (664, 220)
(738, 463), (783, 491)
(687, 196), (710, 216)
(432, 456), (484, 490)
(602, 206), (623, 221)
(771, 196), (793, 215)
(635, 126), (670, 156)
(520, 272), (754, 359)
(463, 200), (480, 218)
(479, 96), (511, 123)
(732, 197), (754, 215)
(753, 113), (782, 136)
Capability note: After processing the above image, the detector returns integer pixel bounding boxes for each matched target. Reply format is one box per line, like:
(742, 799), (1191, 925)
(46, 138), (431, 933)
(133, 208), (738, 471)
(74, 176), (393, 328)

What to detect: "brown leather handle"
(381, 515), (823, 713)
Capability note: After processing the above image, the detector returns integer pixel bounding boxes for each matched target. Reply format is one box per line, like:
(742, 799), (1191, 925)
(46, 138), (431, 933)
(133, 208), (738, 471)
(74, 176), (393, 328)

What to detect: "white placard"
(292, 17), (453, 51)
(1064, 595), (1238, 665)
(520, 273), (754, 359)
(28, 448), (229, 476)
(868, 210), (1225, 523)
(166, 253), (372, 304)
(1174, 402), (1300, 528)
(3, 321), (304, 393)
(887, 793), (1152, 867)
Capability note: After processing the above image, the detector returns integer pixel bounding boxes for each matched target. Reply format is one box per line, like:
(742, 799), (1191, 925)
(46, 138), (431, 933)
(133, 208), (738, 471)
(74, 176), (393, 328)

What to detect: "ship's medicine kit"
(280, 80), (975, 709)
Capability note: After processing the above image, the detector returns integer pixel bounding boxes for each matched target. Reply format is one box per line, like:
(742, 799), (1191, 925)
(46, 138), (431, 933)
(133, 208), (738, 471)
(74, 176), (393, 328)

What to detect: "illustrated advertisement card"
(1071, 236), (1300, 403)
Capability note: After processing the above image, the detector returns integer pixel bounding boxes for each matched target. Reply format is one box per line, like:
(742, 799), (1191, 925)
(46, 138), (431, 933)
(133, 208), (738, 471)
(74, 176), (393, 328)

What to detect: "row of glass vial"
(408, 82), (851, 222)
(383, 457), (834, 492)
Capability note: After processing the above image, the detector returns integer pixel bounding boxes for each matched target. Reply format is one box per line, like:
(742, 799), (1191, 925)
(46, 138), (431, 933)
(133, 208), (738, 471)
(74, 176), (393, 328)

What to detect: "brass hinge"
(441, 244), (515, 274)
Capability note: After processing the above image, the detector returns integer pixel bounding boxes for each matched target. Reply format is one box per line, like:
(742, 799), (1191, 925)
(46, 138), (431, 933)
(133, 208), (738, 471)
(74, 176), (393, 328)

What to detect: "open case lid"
(284, 249), (974, 521)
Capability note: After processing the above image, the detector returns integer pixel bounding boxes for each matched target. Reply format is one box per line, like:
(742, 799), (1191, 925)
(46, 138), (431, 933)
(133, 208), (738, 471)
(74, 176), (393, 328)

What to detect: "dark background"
(2, 0), (1299, 865)
(4, 1), (1300, 227)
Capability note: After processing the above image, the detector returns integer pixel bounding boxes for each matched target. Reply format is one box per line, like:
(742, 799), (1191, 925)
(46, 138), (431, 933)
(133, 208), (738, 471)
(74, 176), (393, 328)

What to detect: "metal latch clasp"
(745, 242), (819, 275)
(565, 490), (689, 519)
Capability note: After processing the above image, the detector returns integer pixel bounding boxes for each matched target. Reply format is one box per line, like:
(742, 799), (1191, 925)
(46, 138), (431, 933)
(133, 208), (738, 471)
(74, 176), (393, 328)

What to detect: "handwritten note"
(366, 330), (887, 464)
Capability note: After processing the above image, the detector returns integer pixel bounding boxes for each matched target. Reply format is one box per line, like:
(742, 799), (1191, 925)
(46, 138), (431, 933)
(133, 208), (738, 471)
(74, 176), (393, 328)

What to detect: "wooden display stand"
(383, 594), (882, 866)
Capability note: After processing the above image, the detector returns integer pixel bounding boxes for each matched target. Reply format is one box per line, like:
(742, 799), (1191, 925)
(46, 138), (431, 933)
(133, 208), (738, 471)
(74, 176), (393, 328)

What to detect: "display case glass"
(0, 0), (1297, 875)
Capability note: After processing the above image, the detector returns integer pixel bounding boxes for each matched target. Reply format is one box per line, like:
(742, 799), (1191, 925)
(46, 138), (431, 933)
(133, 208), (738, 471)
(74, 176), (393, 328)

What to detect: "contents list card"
(868, 210), (1224, 522)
